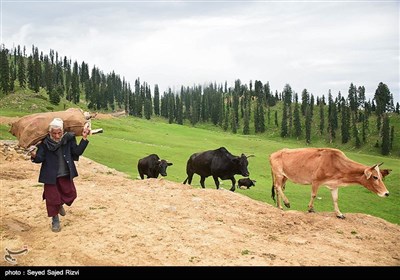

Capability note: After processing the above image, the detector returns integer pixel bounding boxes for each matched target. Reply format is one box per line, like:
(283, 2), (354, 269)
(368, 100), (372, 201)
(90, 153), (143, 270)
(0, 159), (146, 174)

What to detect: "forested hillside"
(0, 44), (399, 156)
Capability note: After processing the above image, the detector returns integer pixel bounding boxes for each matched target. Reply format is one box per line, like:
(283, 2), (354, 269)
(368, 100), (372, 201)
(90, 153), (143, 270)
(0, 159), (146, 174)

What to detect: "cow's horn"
(247, 154), (255, 158)
(378, 162), (384, 167)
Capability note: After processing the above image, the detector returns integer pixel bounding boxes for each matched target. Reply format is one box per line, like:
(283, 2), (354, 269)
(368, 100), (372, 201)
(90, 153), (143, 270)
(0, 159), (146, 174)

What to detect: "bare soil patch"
(1, 142), (399, 266)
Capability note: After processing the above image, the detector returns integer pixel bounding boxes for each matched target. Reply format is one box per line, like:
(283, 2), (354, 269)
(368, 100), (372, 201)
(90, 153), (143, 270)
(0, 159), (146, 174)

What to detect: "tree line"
(0, 44), (398, 155)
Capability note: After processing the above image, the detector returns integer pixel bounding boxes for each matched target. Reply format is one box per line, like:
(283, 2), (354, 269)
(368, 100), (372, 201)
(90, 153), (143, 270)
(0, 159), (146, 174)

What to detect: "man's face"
(50, 128), (63, 142)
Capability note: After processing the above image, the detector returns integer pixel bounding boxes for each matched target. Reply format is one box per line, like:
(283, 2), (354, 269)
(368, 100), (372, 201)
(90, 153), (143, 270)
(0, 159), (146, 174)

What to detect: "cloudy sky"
(1, 0), (399, 102)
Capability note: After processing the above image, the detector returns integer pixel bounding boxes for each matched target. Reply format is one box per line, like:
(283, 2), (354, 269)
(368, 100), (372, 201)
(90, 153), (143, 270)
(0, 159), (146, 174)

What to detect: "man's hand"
(82, 123), (91, 140)
(28, 146), (37, 158)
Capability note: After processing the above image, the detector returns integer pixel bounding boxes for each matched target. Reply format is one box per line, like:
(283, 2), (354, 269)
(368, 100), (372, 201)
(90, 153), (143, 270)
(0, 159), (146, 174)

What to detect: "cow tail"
(271, 170), (276, 202)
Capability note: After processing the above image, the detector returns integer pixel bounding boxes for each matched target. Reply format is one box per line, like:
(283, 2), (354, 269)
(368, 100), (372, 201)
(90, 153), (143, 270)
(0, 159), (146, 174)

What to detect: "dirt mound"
(1, 145), (399, 266)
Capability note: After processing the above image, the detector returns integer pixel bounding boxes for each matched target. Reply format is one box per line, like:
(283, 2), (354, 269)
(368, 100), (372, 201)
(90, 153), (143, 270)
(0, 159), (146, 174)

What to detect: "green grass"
(74, 116), (399, 225)
(0, 89), (90, 117)
(1, 90), (399, 225)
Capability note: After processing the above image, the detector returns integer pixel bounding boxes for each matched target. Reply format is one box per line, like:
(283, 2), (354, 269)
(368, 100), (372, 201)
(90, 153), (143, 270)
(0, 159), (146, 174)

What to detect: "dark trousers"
(43, 176), (77, 217)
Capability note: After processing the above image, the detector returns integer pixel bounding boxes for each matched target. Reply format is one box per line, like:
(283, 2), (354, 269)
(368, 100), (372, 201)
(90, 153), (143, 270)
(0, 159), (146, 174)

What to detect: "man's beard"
(50, 136), (61, 143)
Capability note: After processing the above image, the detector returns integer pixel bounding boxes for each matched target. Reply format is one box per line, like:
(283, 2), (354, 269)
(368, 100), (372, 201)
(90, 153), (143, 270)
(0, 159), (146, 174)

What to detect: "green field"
(71, 116), (399, 225)
(1, 94), (399, 225)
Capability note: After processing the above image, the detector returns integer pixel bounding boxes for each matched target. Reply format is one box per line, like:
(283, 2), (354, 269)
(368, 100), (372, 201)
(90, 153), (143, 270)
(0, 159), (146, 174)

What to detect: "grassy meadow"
(75, 116), (399, 225)
(0, 91), (399, 225)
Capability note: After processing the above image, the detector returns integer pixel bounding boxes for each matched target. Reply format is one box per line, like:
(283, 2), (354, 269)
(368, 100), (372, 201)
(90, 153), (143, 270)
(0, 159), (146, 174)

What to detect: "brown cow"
(269, 148), (391, 219)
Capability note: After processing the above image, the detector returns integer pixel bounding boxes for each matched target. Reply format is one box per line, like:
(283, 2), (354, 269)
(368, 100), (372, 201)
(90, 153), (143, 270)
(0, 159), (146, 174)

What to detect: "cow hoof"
(336, 214), (346, 219)
(308, 208), (315, 213)
(284, 202), (290, 208)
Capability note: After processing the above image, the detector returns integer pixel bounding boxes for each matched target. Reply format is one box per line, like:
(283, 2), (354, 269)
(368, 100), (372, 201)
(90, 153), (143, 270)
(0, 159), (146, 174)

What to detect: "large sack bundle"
(10, 108), (88, 148)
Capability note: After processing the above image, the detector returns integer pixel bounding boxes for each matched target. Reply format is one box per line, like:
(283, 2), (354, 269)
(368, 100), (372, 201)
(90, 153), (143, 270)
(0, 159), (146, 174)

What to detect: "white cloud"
(2, 1), (399, 102)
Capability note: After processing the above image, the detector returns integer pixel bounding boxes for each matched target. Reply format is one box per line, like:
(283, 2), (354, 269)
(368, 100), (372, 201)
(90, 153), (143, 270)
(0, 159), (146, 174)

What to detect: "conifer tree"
(381, 114), (390, 155)
(0, 46), (10, 94)
(71, 61), (80, 103)
(319, 101), (324, 135)
(32, 47), (41, 93)
(9, 62), (16, 92)
(293, 96), (302, 139)
(17, 50), (26, 88)
(144, 89), (152, 120)
(154, 84), (160, 116)
(281, 103), (288, 137)
(305, 105), (312, 144)
(176, 94), (183, 125)
(301, 89), (309, 116)
(341, 98), (350, 144)
(243, 105), (250, 135)
(374, 82), (391, 132)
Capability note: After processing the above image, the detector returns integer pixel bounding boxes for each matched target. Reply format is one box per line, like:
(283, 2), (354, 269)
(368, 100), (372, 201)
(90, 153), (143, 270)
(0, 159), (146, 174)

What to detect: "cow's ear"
(168, 162), (173, 166)
(381, 169), (392, 178)
(364, 167), (373, 179)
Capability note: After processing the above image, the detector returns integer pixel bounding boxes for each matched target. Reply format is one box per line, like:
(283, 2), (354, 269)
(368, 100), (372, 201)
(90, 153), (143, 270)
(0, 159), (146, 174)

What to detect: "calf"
(238, 178), (256, 189)
(137, 154), (173, 179)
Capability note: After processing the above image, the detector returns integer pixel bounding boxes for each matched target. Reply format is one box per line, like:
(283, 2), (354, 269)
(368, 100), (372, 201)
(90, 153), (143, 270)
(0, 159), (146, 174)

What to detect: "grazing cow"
(269, 148), (391, 219)
(238, 178), (256, 189)
(183, 147), (252, 192)
(137, 154), (173, 179)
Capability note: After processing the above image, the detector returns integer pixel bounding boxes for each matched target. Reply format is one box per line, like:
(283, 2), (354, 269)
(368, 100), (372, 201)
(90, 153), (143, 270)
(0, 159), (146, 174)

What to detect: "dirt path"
(1, 143), (399, 266)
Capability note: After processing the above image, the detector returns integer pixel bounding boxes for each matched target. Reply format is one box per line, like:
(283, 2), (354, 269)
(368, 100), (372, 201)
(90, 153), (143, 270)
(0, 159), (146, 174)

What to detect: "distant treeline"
(0, 44), (398, 155)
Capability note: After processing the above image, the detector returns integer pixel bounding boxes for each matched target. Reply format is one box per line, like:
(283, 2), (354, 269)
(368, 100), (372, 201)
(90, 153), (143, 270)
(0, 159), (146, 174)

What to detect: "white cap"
(49, 117), (64, 130)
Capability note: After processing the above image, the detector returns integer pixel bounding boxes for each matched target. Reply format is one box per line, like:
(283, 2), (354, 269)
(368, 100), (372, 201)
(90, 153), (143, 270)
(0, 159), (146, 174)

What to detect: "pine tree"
(71, 61), (80, 104)
(341, 98), (350, 144)
(319, 101), (324, 135)
(32, 47), (41, 93)
(327, 91), (338, 142)
(293, 98), (302, 139)
(243, 105), (250, 135)
(49, 87), (61, 105)
(17, 51), (26, 88)
(144, 88), (152, 120)
(154, 84), (160, 116)
(361, 112), (369, 143)
(0, 46), (10, 94)
(9, 62), (16, 92)
(176, 94), (183, 125)
(274, 111), (278, 127)
(374, 82), (391, 132)
(281, 103), (288, 137)
(301, 89), (309, 116)
(281, 84), (292, 138)
(381, 114), (390, 155)
(305, 105), (312, 144)
(168, 91), (174, 124)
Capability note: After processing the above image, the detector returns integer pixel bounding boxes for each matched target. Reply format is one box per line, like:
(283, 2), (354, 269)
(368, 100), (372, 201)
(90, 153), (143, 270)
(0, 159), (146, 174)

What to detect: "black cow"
(137, 154), (173, 179)
(238, 178), (256, 189)
(183, 147), (251, 192)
